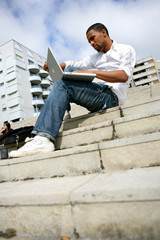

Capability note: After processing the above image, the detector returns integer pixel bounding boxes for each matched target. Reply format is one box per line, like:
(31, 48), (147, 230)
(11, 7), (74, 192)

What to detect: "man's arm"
(60, 62), (66, 70)
(43, 61), (66, 71)
(43, 60), (127, 83)
(71, 45), (135, 83)
(74, 69), (128, 83)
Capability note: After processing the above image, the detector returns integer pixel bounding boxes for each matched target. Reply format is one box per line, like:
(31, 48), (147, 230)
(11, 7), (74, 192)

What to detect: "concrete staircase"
(0, 84), (160, 240)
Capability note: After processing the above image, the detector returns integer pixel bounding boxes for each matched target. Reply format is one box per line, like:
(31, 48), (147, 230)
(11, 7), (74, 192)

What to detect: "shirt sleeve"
(119, 46), (136, 80)
(65, 55), (95, 70)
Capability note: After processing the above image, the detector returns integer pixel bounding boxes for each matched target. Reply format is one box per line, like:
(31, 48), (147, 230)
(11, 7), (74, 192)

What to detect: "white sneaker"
(25, 137), (34, 143)
(9, 135), (55, 158)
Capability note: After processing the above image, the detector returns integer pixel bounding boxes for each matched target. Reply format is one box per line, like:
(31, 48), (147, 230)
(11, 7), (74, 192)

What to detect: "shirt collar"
(110, 40), (118, 51)
(104, 40), (117, 56)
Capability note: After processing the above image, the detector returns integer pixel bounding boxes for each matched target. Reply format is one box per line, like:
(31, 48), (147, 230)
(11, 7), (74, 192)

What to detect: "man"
(9, 23), (136, 158)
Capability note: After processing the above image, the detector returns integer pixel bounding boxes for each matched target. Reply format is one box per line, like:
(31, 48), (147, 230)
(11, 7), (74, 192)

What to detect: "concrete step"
(10, 84), (160, 130)
(0, 166), (160, 239)
(124, 99), (159, 114)
(127, 83), (160, 96)
(61, 97), (160, 132)
(69, 83), (160, 118)
(4, 98), (160, 152)
(1, 132), (160, 182)
(121, 84), (160, 109)
(58, 86), (160, 132)
(3, 99), (159, 152)
(123, 94), (160, 108)
(56, 109), (160, 150)
(1, 83), (159, 240)
(11, 116), (38, 130)
(60, 106), (120, 132)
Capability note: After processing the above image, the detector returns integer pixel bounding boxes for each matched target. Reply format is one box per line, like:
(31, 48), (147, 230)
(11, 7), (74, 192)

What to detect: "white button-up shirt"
(65, 41), (136, 105)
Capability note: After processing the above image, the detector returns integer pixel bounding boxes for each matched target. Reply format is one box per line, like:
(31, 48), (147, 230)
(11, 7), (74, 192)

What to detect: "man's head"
(86, 23), (112, 53)
(86, 23), (109, 36)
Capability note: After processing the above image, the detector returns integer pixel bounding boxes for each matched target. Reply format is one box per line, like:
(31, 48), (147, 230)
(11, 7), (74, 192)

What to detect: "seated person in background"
(9, 23), (136, 158)
(0, 122), (12, 136)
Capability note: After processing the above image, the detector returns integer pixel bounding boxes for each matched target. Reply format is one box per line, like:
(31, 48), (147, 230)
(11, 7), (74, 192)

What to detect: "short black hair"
(86, 23), (109, 36)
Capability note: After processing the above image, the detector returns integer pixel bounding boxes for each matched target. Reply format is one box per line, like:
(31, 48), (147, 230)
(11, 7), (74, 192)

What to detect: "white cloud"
(0, 0), (159, 63)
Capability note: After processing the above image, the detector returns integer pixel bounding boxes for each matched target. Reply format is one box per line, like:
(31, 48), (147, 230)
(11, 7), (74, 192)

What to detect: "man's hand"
(43, 61), (66, 72)
(43, 61), (49, 72)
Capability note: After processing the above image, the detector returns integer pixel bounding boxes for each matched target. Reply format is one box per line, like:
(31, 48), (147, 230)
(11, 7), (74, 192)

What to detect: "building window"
(16, 54), (23, 62)
(38, 64), (43, 69)
(1, 94), (5, 99)
(28, 60), (34, 65)
(2, 107), (7, 112)
(12, 118), (20, 123)
(0, 82), (4, 87)
(30, 73), (38, 76)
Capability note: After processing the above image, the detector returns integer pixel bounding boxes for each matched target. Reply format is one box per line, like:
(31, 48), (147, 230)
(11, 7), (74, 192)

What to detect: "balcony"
(42, 90), (50, 99)
(134, 62), (155, 73)
(133, 69), (157, 80)
(135, 76), (159, 86)
(30, 86), (43, 96)
(32, 97), (44, 107)
(41, 79), (50, 88)
(39, 69), (49, 78)
(29, 75), (41, 84)
(28, 64), (39, 74)
(136, 56), (153, 65)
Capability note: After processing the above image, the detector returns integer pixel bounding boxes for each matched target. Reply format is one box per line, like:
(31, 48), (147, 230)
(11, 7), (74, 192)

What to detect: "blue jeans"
(32, 66), (119, 142)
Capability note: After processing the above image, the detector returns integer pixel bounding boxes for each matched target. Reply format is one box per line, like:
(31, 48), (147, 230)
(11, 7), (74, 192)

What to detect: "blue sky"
(0, 0), (160, 63)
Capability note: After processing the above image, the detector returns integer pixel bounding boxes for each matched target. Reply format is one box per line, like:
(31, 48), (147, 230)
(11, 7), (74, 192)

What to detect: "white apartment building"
(0, 40), (53, 125)
(132, 56), (160, 87)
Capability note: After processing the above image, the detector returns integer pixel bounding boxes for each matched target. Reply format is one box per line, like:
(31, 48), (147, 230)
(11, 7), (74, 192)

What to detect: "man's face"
(87, 29), (107, 52)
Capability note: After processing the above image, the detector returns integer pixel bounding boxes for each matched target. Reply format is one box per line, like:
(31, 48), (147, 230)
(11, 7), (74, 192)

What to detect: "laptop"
(47, 47), (96, 82)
